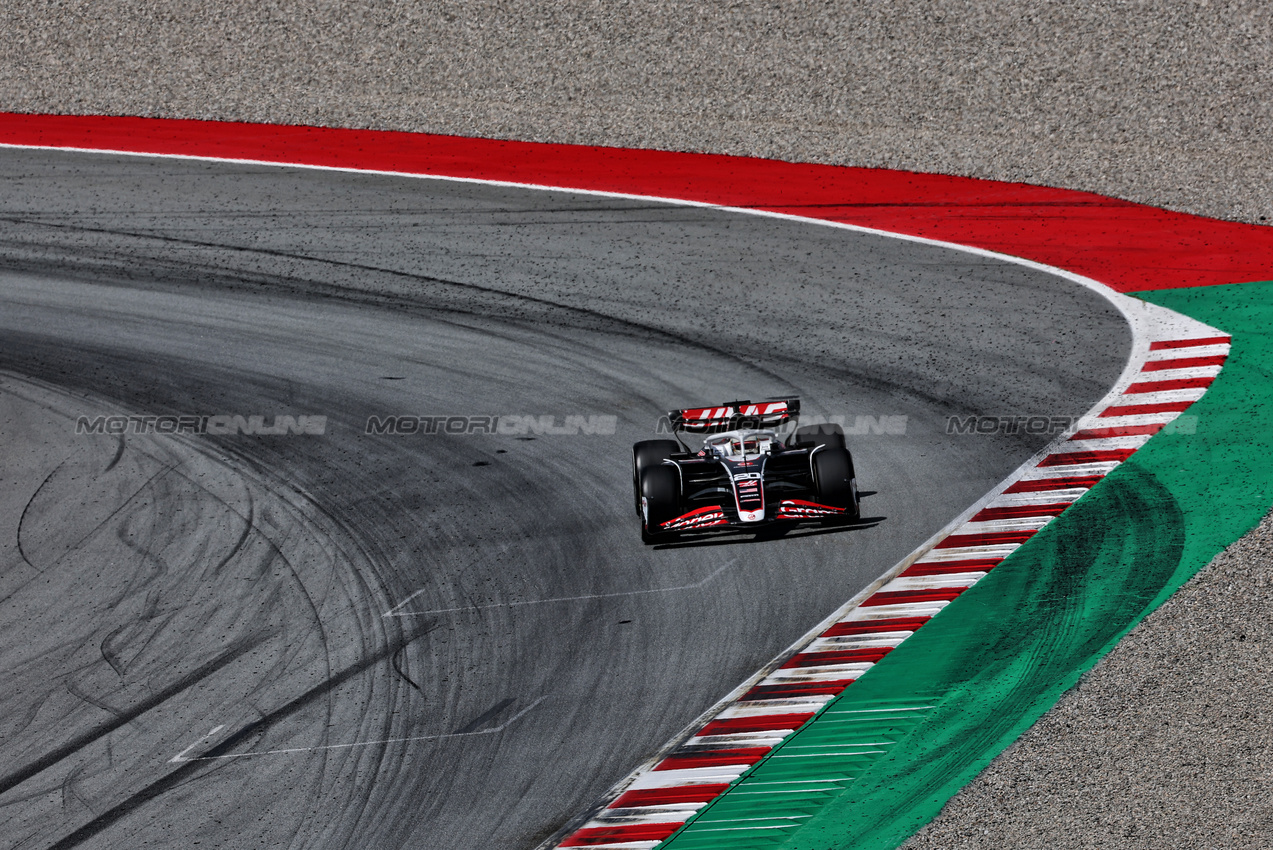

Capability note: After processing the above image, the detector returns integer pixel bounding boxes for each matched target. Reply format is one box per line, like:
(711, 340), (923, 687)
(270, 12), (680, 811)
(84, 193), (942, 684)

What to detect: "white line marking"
(1050, 435), (1153, 451)
(1145, 343), (1230, 360)
(958, 517), (1055, 533)
(600, 805), (712, 818)
(383, 560), (735, 617)
(804, 635), (909, 652)
(1117, 387), (1208, 404)
(628, 766), (749, 789)
(170, 697), (547, 762)
(1020, 462), (1122, 479)
(1133, 365), (1222, 381)
(881, 574), (983, 593)
(380, 546), (512, 616)
(168, 725), (226, 763)
(716, 699), (837, 718)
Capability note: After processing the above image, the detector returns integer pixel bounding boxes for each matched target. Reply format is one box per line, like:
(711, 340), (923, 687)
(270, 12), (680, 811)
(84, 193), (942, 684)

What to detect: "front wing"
(658, 498), (848, 533)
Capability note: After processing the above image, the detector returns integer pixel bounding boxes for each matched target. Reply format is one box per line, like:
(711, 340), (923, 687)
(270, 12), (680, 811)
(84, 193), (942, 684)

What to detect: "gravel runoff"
(3, 1), (1273, 225)
(3, 2), (1272, 847)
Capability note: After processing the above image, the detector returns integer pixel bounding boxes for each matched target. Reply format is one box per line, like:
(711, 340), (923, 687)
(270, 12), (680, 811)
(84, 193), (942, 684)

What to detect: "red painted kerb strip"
(3, 113), (1272, 293)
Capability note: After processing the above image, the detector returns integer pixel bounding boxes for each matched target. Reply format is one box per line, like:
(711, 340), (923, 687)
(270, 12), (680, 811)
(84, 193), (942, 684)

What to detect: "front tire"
(639, 463), (680, 543)
(633, 439), (681, 515)
(812, 447), (860, 521)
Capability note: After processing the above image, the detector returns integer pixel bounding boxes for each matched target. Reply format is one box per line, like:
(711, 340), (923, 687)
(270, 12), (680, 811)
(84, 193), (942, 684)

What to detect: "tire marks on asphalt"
(0, 633), (270, 796)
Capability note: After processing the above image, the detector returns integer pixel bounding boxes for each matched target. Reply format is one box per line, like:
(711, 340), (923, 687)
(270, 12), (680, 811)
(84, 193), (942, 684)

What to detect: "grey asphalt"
(0, 148), (1127, 848)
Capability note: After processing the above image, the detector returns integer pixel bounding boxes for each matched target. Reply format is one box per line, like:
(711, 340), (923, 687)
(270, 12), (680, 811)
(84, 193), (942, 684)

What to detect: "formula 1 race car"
(633, 399), (860, 543)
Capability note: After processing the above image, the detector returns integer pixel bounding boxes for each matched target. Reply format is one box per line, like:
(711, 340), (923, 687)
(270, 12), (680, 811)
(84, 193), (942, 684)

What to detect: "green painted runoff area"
(659, 281), (1273, 850)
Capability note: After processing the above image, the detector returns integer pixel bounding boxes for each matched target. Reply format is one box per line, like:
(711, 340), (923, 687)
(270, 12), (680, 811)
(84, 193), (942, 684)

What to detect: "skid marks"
(0, 379), (406, 850)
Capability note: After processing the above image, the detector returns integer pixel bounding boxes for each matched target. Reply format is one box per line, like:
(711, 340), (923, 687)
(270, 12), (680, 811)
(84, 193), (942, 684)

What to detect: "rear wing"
(667, 399), (799, 434)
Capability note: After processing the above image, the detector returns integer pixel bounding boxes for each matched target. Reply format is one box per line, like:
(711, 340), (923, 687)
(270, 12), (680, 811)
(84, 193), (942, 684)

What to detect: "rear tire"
(812, 447), (860, 521)
(640, 464), (680, 543)
(791, 422), (846, 451)
(633, 439), (681, 515)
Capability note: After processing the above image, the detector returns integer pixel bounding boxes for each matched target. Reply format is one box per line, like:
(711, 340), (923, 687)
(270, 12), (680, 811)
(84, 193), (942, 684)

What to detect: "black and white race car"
(632, 399), (860, 543)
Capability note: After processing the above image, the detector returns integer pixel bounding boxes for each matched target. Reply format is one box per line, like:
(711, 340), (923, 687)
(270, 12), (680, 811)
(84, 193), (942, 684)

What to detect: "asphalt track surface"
(0, 148), (1128, 849)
